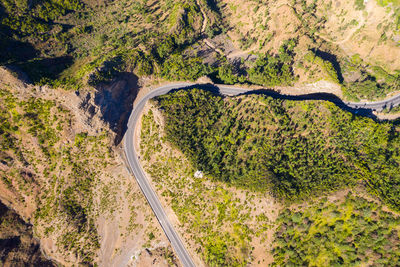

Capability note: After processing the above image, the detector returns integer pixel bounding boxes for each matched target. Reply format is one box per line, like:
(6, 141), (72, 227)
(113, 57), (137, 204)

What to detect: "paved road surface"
(346, 93), (400, 111)
(123, 83), (400, 267)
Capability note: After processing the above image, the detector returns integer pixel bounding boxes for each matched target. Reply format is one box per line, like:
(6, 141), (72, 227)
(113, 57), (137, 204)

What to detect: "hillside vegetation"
(140, 105), (277, 266)
(0, 86), (100, 263)
(155, 89), (400, 209)
(1, 0), (400, 265)
(0, 75), (175, 266)
(217, 0), (400, 100)
(1, 0), (399, 101)
(273, 193), (400, 266)
(140, 97), (400, 266)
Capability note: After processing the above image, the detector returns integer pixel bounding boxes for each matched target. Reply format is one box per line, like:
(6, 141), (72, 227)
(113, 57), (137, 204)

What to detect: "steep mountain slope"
(1, 0), (399, 101)
(0, 0), (400, 265)
(139, 91), (400, 265)
(0, 68), (178, 266)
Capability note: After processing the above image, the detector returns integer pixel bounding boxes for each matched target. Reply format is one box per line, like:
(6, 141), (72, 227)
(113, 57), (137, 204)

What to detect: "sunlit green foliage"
(156, 89), (400, 209)
(0, 0), (82, 37)
(304, 51), (340, 83)
(272, 193), (400, 266)
(140, 108), (267, 266)
(168, 1), (202, 45)
(247, 39), (297, 86)
(217, 63), (241, 84)
(161, 54), (213, 81)
(354, 0), (366, 10)
(343, 59), (400, 101)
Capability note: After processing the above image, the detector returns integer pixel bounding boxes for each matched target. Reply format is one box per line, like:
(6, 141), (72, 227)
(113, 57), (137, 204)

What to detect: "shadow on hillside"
(92, 72), (139, 145)
(311, 49), (344, 83)
(240, 89), (377, 119)
(0, 38), (38, 65)
(165, 83), (378, 120)
(13, 56), (73, 84)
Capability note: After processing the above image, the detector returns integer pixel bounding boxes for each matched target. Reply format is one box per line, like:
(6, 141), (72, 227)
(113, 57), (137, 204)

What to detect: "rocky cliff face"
(79, 72), (139, 144)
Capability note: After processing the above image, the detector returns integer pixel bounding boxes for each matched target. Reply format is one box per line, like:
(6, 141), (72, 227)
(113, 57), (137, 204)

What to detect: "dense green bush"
(0, 0), (83, 37)
(343, 61), (400, 101)
(247, 39), (297, 86)
(343, 70), (400, 100)
(304, 51), (340, 83)
(354, 0), (366, 10)
(247, 55), (294, 86)
(272, 194), (400, 266)
(217, 62), (241, 84)
(161, 54), (212, 81)
(154, 36), (177, 60)
(168, 1), (202, 45)
(87, 56), (124, 86)
(155, 89), (400, 209)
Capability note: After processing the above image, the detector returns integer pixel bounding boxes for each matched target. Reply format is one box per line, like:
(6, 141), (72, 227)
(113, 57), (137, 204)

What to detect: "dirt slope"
(0, 67), (178, 266)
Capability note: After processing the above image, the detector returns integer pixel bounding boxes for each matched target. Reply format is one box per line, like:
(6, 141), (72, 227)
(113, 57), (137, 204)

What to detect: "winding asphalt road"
(123, 83), (400, 267)
(346, 93), (400, 111)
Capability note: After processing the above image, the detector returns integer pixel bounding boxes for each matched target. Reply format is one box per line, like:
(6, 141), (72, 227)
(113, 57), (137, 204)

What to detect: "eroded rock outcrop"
(79, 72), (139, 144)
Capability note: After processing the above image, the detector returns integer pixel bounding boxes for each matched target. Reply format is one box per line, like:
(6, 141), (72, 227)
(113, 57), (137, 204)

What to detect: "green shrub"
(161, 54), (212, 81)
(354, 0), (366, 10)
(304, 51), (340, 83)
(217, 63), (239, 84)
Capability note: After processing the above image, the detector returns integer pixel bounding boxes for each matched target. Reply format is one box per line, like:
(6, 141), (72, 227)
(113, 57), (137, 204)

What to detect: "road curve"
(346, 92), (400, 111)
(123, 83), (196, 267)
(123, 83), (400, 267)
